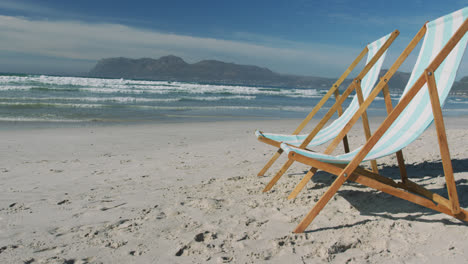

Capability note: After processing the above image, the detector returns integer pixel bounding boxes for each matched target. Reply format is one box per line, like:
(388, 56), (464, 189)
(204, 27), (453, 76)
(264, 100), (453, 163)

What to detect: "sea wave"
(0, 75), (326, 98)
(448, 99), (468, 104)
(0, 95), (256, 103)
(0, 85), (35, 91)
(0, 102), (105, 108)
(0, 101), (313, 112)
(0, 117), (86, 122)
(0, 84), (325, 98)
(1, 74), (465, 123)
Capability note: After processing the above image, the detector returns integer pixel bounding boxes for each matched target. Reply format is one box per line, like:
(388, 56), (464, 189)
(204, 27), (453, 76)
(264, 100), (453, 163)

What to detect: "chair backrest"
(364, 7), (468, 160)
(309, 33), (391, 146)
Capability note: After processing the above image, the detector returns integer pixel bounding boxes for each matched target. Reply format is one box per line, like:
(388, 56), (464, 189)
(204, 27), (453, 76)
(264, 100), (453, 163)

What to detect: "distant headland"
(89, 55), (468, 95)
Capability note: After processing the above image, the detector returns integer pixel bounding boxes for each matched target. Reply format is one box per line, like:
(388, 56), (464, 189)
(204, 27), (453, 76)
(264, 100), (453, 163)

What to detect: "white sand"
(0, 118), (467, 263)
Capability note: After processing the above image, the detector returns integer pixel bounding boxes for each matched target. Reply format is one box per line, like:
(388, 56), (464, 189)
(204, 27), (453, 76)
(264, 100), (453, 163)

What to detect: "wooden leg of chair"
(370, 160), (379, 173)
(288, 167), (318, 200)
(294, 173), (348, 233)
(257, 149), (283, 177)
(426, 69), (461, 214)
(395, 150), (408, 183)
(342, 135), (350, 153)
(263, 159), (294, 192)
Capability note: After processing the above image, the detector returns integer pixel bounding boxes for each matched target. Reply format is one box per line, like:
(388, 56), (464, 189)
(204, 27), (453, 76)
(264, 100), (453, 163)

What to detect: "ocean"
(0, 73), (467, 124)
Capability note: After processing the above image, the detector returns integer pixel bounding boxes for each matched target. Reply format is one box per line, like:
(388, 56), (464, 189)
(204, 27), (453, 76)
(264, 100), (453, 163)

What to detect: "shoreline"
(1, 117), (467, 263)
(1, 113), (468, 130)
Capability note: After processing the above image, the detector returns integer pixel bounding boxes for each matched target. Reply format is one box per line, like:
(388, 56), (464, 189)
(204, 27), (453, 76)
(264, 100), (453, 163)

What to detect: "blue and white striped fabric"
(282, 7), (468, 164)
(255, 33), (391, 147)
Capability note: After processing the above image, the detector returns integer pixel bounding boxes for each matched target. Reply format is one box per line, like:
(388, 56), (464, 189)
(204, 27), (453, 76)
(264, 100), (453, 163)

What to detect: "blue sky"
(0, 0), (467, 77)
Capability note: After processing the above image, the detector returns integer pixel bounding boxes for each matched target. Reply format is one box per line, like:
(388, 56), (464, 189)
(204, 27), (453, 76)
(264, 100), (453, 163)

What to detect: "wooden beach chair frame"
(256, 31), (399, 179)
(285, 17), (468, 233)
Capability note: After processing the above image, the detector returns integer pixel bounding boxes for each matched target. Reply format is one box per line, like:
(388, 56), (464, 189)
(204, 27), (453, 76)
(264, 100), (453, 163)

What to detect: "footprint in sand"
(129, 244), (147, 256)
(5, 202), (31, 214)
(174, 231), (221, 258)
(92, 170), (105, 175)
(0, 244), (21, 254)
(57, 199), (70, 205)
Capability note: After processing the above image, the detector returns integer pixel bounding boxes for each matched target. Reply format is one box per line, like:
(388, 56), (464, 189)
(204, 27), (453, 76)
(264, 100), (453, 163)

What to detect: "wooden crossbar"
(288, 150), (468, 234)
(289, 18), (468, 233)
(349, 175), (468, 221)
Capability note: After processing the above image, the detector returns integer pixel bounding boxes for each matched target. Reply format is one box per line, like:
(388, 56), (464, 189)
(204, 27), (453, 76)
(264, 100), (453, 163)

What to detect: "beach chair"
(256, 31), (399, 180)
(279, 7), (468, 233)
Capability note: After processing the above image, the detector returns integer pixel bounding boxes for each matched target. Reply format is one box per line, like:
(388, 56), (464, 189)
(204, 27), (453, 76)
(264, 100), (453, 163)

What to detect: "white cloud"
(0, 15), (366, 76)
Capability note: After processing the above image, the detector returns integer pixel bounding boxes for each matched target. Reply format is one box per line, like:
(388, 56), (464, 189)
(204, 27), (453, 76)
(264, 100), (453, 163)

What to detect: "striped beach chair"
(255, 31), (399, 177)
(278, 7), (468, 233)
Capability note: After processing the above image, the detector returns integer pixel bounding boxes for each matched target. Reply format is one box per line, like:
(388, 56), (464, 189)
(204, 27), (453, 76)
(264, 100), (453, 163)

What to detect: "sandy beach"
(1, 117), (468, 263)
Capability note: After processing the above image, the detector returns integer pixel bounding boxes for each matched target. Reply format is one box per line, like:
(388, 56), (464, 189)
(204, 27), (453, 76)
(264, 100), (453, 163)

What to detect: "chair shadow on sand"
(297, 158), (468, 232)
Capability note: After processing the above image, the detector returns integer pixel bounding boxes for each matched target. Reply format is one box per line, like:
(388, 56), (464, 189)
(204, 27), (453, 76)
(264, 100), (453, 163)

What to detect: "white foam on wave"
(0, 116), (86, 122)
(0, 95), (256, 103)
(0, 102), (105, 108)
(0, 85), (35, 91)
(128, 105), (310, 111)
(0, 97), (179, 103)
(448, 99), (468, 104)
(0, 75), (170, 87)
(0, 101), (287, 111)
(0, 74), (325, 98)
(180, 95), (256, 101)
(78, 86), (323, 98)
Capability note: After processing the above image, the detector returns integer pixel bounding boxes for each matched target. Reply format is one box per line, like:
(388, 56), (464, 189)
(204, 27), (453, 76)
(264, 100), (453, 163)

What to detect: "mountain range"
(89, 55), (467, 95)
